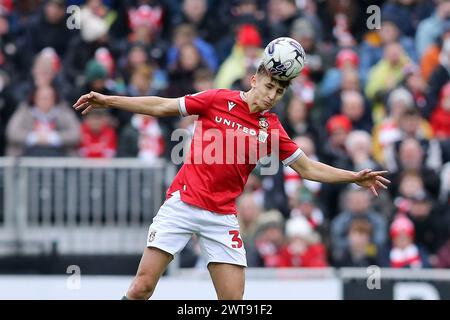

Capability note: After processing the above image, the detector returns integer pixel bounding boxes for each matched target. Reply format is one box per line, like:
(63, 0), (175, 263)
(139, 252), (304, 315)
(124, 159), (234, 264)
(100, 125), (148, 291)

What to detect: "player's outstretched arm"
(290, 153), (390, 196)
(72, 91), (180, 117)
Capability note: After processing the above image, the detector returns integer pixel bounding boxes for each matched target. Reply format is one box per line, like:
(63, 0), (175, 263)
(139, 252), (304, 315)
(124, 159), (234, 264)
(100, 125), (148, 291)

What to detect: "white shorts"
(146, 191), (247, 267)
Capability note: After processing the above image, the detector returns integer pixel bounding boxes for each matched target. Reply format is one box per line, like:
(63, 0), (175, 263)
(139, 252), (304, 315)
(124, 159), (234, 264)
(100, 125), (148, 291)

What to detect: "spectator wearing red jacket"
(431, 82), (450, 139)
(279, 216), (328, 267)
(79, 109), (117, 158)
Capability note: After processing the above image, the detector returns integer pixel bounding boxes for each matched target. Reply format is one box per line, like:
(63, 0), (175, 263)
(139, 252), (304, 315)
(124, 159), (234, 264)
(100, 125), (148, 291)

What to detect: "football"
(262, 37), (306, 81)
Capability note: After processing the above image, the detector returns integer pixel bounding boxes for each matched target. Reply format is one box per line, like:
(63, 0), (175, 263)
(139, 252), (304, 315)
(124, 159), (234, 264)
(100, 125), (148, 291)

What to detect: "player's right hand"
(73, 91), (108, 115)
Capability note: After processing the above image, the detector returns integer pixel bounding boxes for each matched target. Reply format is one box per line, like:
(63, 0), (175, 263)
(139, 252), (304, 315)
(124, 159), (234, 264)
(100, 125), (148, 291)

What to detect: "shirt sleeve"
(271, 118), (304, 166)
(178, 89), (219, 117)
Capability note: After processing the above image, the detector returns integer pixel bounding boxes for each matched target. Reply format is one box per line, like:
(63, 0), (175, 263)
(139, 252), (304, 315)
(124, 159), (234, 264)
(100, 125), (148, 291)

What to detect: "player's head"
(255, 64), (291, 88)
(250, 64), (291, 111)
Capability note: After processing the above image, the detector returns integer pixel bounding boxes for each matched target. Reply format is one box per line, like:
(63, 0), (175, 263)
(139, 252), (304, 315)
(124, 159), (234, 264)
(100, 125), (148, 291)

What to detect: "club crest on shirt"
(148, 230), (156, 243)
(258, 117), (269, 143)
(259, 117), (269, 130)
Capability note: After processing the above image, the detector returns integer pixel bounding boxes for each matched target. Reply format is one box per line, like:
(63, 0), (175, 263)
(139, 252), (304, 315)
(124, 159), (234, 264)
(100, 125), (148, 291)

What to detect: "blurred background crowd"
(0, 0), (450, 270)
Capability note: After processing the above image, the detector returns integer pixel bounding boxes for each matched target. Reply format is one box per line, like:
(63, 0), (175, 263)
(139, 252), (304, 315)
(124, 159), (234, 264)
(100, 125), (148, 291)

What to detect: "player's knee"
(219, 293), (243, 300)
(230, 292), (244, 300)
(127, 275), (156, 299)
(218, 287), (244, 300)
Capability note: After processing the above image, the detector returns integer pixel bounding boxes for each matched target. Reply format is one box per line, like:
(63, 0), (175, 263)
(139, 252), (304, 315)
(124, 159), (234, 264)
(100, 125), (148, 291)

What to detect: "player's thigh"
(147, 191), (197, 256)
(197, 213), (247, 267)
(208, 262), (245, 300)
(135, 247), (173, 280)
(198, 213), (246, 299)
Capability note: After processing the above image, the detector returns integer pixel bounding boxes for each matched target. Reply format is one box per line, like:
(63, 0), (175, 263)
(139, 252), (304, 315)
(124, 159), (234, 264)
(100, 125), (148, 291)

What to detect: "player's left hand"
(354, 169), (390, 196)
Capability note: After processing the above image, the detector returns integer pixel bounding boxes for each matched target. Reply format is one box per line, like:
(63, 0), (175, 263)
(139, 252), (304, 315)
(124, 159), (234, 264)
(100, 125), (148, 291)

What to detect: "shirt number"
(229, 230), (243, 249)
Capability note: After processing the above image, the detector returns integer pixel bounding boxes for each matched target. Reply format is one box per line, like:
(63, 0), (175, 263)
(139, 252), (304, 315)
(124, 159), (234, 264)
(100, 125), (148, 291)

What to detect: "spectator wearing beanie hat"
(278, 216), (328, 267)
(215, 23), (263, 89)
(118, 3), (169, 74)
(237, 24), (262, 48)
(321, 49), (361, 98)
(69, 60), (107, 111)
(85, 60), (108, 84)
(128, 4), (163, 36)
(71, 60), (128, 129)
(319, 115), (352, 167)
(336, 49), (360, 69)
(326, 114), (353, 135)
(386, 214), (430, 268)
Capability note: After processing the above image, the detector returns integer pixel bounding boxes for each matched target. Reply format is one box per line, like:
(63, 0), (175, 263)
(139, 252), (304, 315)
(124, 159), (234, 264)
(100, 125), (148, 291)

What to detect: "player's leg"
(126, 247), (173, 300)
(208, 262), (245, 300)
(125, 191), (193, 299)
(197, 212), (247, 300)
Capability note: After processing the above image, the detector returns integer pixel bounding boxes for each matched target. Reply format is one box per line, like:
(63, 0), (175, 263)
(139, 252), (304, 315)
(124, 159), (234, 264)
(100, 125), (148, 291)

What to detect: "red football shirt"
(79, 123), (117, 158)
(166, 89), (303, 214)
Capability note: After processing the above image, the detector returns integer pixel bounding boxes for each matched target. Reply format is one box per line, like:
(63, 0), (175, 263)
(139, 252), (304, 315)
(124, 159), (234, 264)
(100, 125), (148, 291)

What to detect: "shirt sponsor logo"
(215, 116), (257, 136)
(228, 101), (236, 111)
(169, 121), (280, 171)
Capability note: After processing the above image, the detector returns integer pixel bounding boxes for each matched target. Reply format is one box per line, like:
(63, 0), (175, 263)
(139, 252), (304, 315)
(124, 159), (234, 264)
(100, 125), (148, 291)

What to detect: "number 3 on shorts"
(228, 230), (243, 249)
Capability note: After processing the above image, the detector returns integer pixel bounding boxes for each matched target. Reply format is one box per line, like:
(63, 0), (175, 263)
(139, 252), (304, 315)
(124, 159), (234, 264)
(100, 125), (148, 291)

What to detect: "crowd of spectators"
(1, 0), (450, 268)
